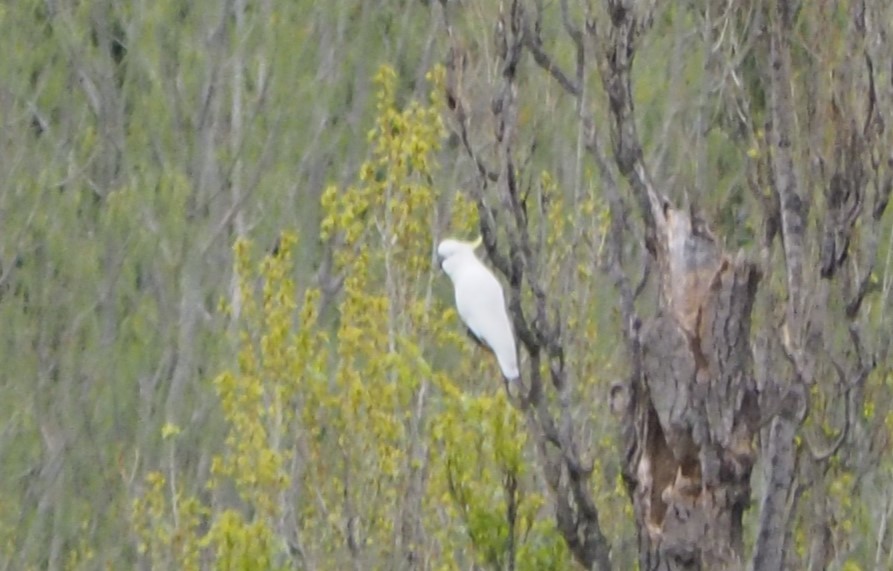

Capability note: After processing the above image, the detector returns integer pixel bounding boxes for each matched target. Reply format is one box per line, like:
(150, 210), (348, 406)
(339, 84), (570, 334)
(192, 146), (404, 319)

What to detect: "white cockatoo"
(437, 237), (520, 381)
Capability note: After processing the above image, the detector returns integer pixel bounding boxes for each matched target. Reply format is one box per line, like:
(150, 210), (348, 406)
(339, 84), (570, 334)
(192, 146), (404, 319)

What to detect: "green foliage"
(131, 235), (303, 570)
(431, 390), (571, 570)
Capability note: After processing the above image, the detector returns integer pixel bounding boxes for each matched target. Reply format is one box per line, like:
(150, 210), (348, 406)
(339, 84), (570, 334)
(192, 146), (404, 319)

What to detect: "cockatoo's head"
(436, 236), (483, 278)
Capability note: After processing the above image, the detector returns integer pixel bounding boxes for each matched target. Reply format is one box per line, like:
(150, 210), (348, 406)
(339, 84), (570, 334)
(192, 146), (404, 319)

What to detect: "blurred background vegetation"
(1, 0), (892, 569)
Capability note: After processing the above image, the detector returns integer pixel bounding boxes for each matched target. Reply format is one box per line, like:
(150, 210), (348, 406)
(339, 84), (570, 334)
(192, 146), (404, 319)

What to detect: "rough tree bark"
(633, 201), (761, 571)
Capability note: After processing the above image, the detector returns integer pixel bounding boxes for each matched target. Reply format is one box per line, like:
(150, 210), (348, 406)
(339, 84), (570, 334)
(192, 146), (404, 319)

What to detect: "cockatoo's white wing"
(452, 262), (520, 381)
(437, 238), (520, 381)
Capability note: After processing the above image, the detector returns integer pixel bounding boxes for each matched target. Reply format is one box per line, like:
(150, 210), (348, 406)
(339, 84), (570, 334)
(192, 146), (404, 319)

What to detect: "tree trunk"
(620, 197), (761, 570)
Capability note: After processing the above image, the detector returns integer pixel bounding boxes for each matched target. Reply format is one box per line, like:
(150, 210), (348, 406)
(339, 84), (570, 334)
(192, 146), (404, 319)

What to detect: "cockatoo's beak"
(436, 253), (445, 270)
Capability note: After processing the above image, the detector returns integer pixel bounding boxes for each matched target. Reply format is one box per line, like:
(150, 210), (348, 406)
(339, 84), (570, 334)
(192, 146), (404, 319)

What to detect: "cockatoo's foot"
(503, 375), (528, 410)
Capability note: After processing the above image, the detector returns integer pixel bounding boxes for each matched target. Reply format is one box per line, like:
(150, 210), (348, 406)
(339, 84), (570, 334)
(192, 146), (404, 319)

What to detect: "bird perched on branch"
(437, 237), (520, 381)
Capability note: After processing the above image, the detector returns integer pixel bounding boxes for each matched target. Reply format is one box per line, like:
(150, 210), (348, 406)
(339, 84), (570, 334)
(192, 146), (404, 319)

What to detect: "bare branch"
(444, 2), (614, 568)
(520, 20), (580, 96)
